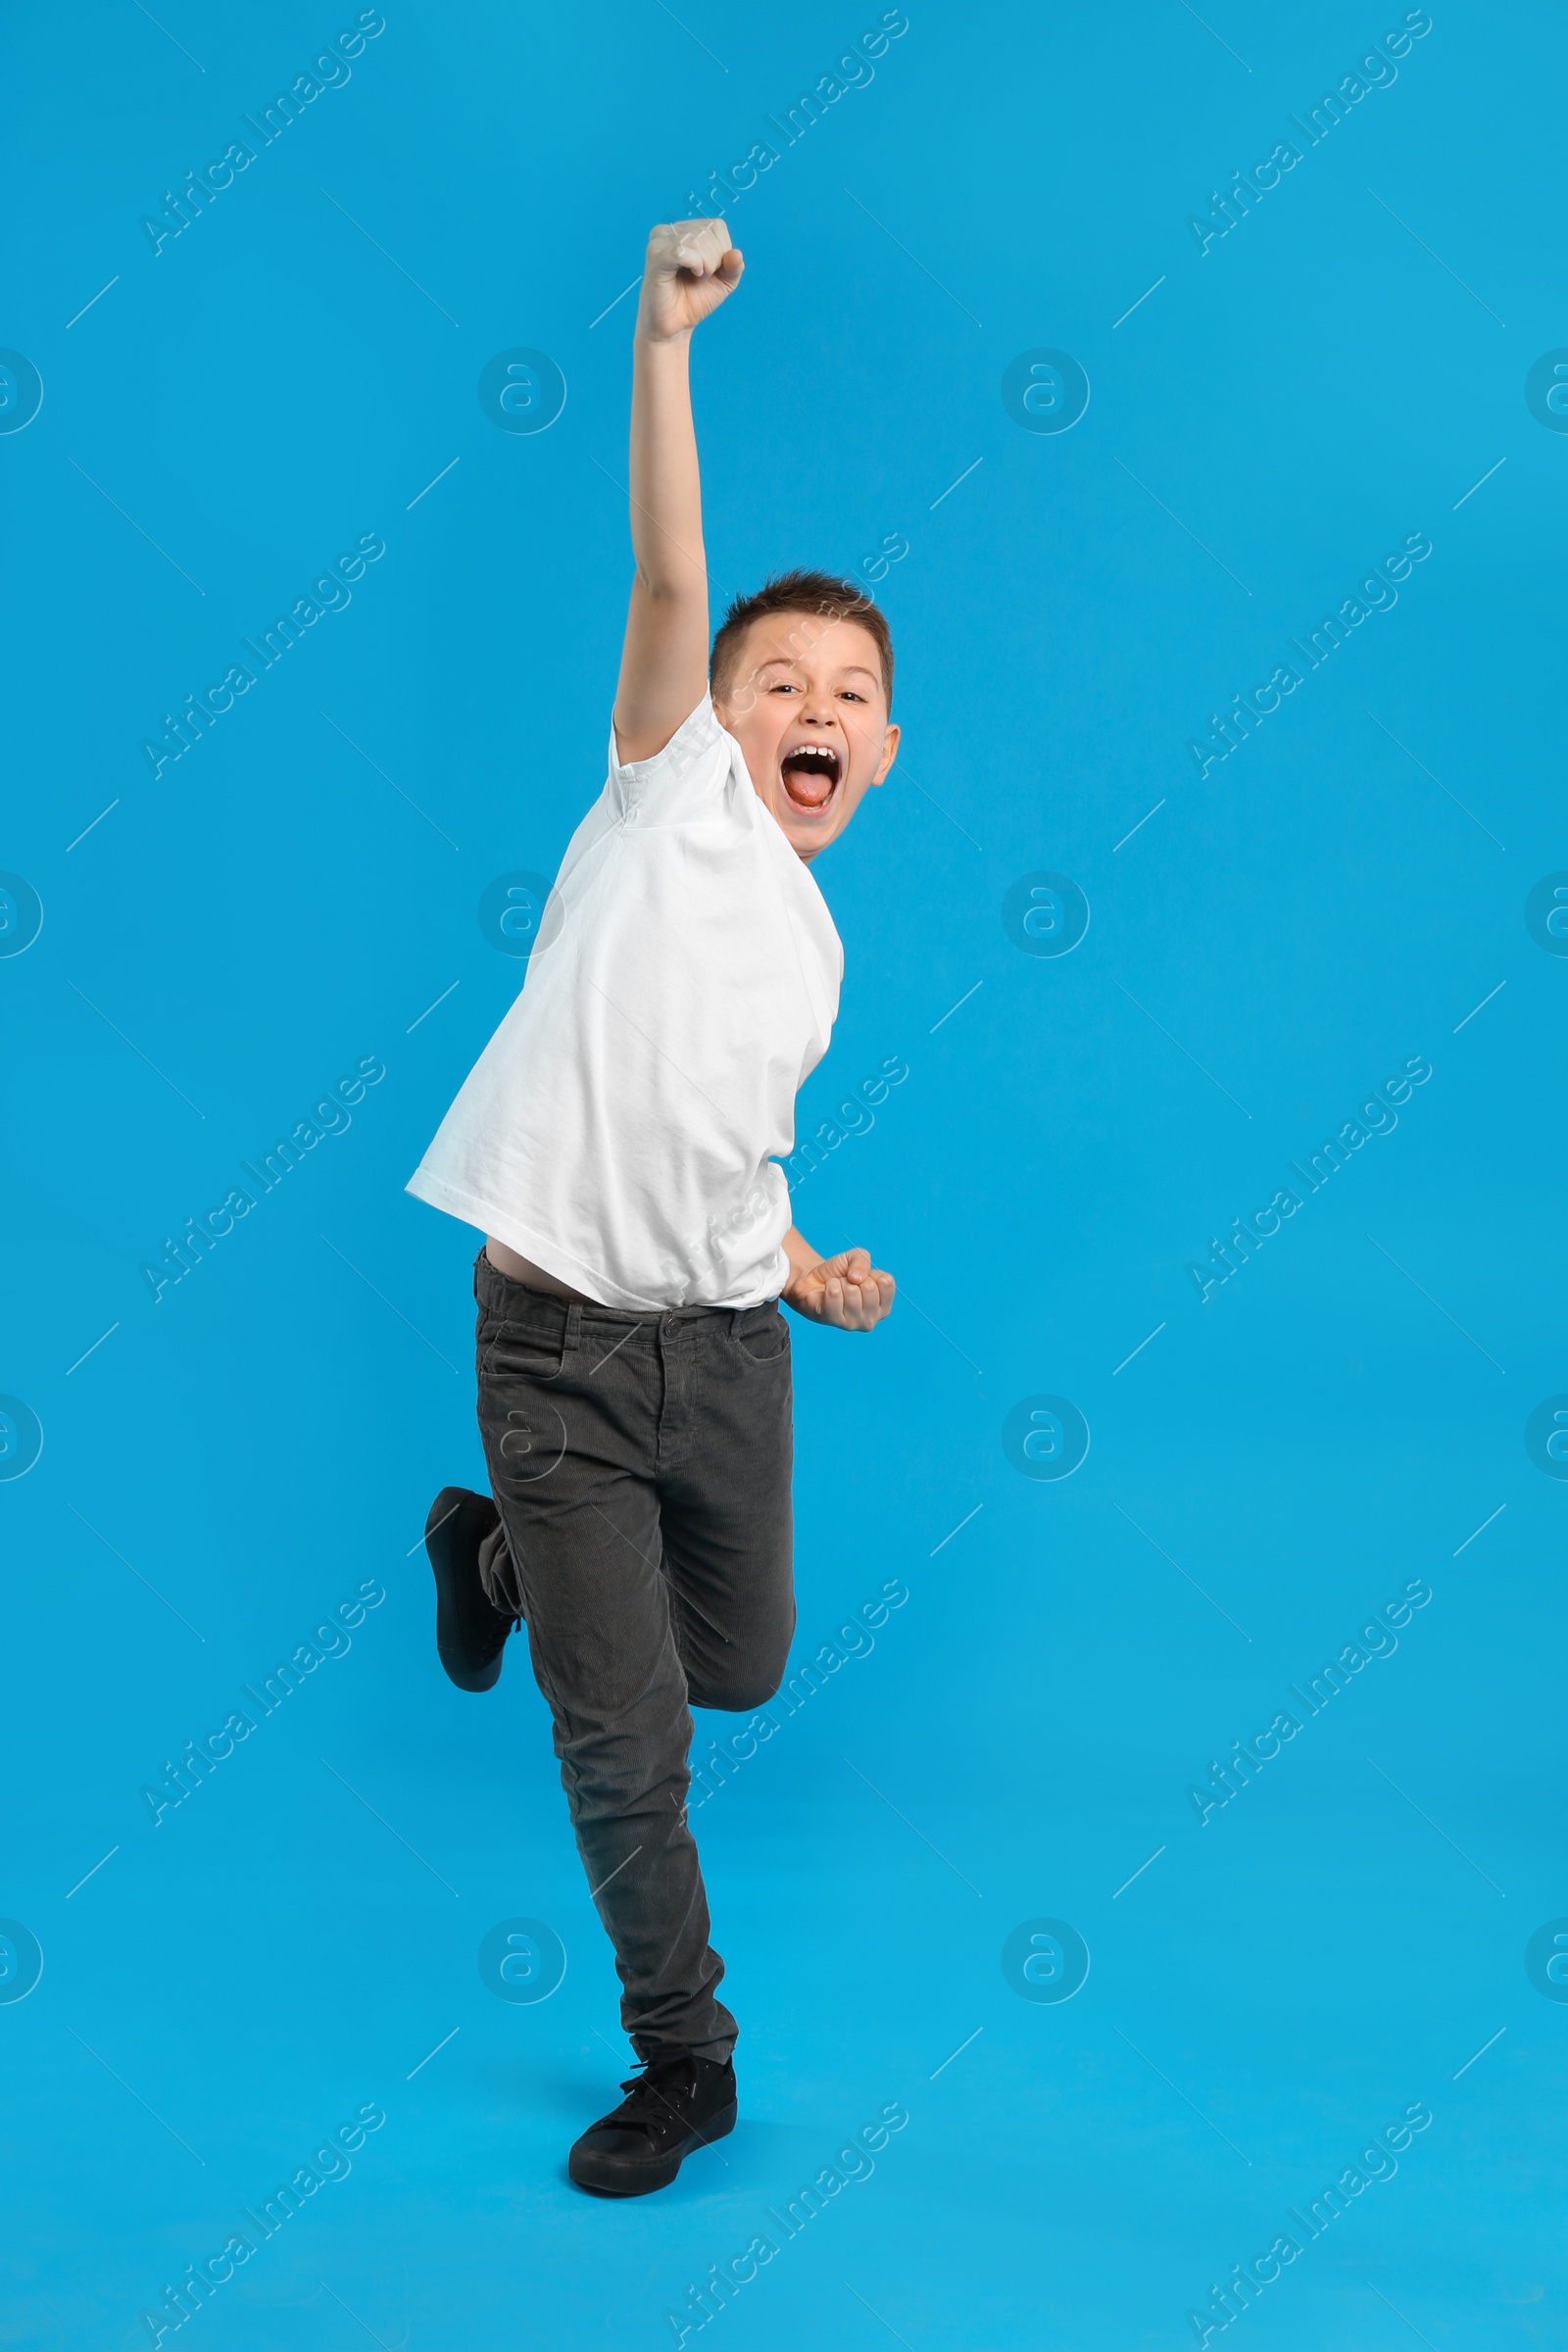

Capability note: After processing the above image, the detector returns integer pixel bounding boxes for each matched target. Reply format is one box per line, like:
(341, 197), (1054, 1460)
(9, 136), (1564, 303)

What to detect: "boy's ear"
(870, 721), (900, 785)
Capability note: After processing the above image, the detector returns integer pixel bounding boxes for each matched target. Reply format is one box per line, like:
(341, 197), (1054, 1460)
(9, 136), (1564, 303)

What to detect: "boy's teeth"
(781, 745), (839, 808)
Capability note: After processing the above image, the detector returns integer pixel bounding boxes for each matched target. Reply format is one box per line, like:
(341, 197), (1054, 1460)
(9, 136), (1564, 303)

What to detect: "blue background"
(3, 2), (1564, 2344)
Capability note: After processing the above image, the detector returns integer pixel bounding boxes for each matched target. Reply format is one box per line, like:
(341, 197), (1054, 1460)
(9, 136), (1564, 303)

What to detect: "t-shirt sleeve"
(607, 692), (728, 818)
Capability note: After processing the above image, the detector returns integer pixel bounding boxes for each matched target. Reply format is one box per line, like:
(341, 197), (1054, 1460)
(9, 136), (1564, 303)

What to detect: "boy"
(406, 220), (898, 2196)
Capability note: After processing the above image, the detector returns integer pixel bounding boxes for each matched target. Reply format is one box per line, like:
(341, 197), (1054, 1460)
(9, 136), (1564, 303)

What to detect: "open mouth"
(779, 742), (842, 812)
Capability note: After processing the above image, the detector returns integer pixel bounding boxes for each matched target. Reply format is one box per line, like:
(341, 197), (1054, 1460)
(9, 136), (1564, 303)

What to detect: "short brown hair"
(710, 569), (894, 708)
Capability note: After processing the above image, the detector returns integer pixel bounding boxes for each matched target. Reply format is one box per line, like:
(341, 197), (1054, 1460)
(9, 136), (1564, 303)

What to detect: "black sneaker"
(424, 1486), (516, 1691)
(568, 2051), (737, 2196)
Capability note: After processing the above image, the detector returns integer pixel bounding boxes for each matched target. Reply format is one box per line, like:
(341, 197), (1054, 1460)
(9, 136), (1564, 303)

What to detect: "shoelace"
(610, 2059), (705, 2142)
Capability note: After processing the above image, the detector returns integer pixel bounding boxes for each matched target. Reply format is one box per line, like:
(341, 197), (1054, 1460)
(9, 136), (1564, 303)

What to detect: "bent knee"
(690, 1655), (789, 1713)
(683, 1594), (795, 1714)
(692, 1678), (778, 1714)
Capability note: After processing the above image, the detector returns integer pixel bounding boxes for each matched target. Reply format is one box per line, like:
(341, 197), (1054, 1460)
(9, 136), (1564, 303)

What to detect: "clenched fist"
(636, 219), (744, 343)
(783, 1246), (896, 1334)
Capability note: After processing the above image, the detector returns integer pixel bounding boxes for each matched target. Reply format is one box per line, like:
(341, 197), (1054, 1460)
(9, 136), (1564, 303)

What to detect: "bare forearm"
(626, 331), (706, 602)
(782, 1225), (821, 1286)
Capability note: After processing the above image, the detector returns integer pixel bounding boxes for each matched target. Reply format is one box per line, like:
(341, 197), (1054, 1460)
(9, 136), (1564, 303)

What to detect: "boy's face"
(714, 613), (899, 861)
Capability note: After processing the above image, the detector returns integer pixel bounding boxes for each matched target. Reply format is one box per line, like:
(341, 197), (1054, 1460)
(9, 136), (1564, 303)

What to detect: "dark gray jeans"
(470, 1246), (796, 2063)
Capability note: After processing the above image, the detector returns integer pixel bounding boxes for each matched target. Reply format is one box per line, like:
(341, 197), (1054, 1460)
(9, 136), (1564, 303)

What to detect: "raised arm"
(612, 220), (743, 763)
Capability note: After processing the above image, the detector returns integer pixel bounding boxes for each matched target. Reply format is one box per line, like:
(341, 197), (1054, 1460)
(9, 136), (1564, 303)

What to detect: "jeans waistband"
(473, 1248), (779, 1339)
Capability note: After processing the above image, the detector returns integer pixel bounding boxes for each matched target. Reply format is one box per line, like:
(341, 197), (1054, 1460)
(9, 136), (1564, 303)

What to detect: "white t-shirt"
(406, 693), (843, 1308)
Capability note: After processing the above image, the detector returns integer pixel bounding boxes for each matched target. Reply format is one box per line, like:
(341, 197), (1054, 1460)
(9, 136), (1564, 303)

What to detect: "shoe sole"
(425, 1486), (506, 1693)
(567, 2100), (738, 2195)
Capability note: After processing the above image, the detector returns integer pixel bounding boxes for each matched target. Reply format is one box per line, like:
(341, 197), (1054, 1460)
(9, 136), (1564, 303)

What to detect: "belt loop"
(728, 1306), (743, 1338)
(565, 1303), (581, 1349)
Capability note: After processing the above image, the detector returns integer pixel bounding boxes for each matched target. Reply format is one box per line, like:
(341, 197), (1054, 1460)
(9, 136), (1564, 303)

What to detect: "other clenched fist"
(783, 1247), (896, 1334)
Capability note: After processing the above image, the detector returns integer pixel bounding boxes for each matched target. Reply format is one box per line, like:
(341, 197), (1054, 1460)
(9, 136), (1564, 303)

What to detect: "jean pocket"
(481, 1322), (566, 1385)
(734, 1314), (790, 1366)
